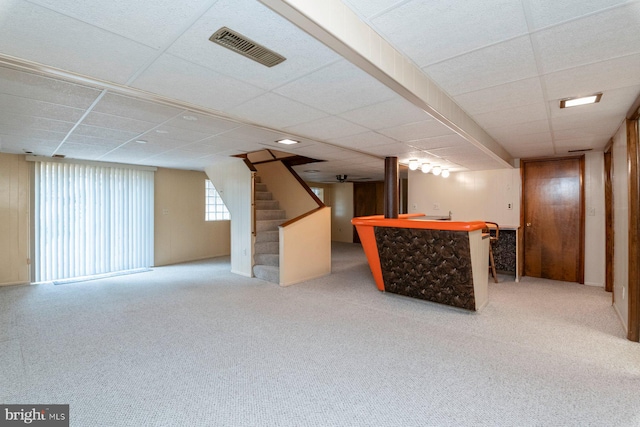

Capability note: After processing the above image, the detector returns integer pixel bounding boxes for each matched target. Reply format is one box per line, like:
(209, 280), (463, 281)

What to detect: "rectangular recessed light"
(276, 139), (299, 145)
(560, 93), (602, 108)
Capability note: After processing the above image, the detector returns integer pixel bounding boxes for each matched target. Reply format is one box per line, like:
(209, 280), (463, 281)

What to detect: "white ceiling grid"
(0, 0), (637, 182)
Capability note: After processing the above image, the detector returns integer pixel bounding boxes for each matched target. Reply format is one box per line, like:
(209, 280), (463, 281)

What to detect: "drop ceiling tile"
(409, 134), (469, 151)
(554, 138), (608, 150)
(28, 0), (216, 50)
(92, 93), (183, 123)
(0, 134), (59, 156)
(81, 112), (157, 134)
(132, 54), (265, 111)
(473, 103), (549, 130)
(543, 54), (640, 101)
(0, 67), (101, 109)
(370, 0), (528, 67)
(58, 142), (116, 159)
(197, 137), (258, 153)
(498, 132), (553, 146)
(342, 0), (406, 18)
(0, 2), (157, 84)
(162, 113), (242, 135)
(339, 97), (431, 130)
(0, 126), (68, 142)
(487, 119), (551, 140)
(167, 0), (340, 91)
(0, 94), (85, 122)
(229, 93), (328, 129)
(216, 125), (285, 144)
(424, 36), (538, 96)
(274, 60), (396, 115)
(327, 132), (397, 150)
(550, 111), (622, 134)
(284, 116), (370, 140)
(63, 135), (124, 148)
(365, 141), (416, 157)
(532, 2), (640, 74)
(453, 77), (545, 115)
(137, 125), (211, 143)
(378, 119), (453, 141)
(0, 113), (74, 133)
(523, 0), (632, 30)
(68, 124), (141, 143)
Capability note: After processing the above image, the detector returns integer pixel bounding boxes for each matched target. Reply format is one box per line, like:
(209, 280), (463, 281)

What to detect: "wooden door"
(522, 157), (584, 283)
(353, 182), (384, 243)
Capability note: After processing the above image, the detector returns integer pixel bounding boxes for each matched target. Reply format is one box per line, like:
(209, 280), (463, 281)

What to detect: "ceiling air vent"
(209, 27), (286, 68)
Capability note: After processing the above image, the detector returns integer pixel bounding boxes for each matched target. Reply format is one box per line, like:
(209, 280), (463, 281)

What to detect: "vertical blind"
(34, 161), (154, 282)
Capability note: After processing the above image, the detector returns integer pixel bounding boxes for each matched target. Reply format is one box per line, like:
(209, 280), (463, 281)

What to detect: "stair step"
(256, 219), (285, 232)
(255, 230), (279, 243)
(255, 253), (279, 266)
(255, 175), (262, 183)
(255, 183), (268, 192)
(255, 191), (273, 200)
(256, 209), (286, 221)
(255, 200), (279, 210)
(255, 241), (279, 255)
(253, 265), (279, 283)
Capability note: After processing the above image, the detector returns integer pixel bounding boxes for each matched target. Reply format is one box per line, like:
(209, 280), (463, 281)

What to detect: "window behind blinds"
(34, 160), (154, 282)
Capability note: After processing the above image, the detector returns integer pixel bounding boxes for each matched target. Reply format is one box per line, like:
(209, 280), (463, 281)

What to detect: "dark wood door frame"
(603, 144), (613, 295)
(627, 118), (639, 342)
(520, 156), (585, 284)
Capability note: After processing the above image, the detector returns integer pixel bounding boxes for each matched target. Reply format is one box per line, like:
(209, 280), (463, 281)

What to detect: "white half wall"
(205, 158), (252, 277)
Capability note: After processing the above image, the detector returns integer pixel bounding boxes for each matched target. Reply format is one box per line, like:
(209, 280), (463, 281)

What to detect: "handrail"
(279, 206), (325, 228)
(283, 163), (325, 208)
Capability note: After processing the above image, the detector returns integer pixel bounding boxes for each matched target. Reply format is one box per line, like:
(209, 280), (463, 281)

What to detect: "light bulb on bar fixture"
(408, 159), (419, 170)
(432, 165), (442, 176)
(441, 169), (450, 178)
(421, 163), (432, 173)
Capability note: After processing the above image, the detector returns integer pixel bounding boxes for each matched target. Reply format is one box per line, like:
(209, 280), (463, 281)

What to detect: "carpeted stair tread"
(256, 191), (273, 200)
(256, 209), (286, 221)
(255, 230), (279, 243)
(256, 219), (285, 232)
(255, 241), (279, 255)
(254, 253), (279, 266)
(256, 200), (280, 210)
(253, 265), (279, 283)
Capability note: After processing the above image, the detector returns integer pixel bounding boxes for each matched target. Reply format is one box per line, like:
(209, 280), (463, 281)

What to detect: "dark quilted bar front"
(374, 226), (475, 310)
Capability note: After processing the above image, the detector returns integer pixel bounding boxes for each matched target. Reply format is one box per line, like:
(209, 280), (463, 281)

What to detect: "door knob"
(526, 222), (532, 227)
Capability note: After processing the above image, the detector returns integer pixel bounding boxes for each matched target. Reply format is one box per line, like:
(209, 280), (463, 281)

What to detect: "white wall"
(154, 168), (230, 266)
(408, 168), (521, 226)
(584, 152), (606, 287)
(0, 153), (30, 286)
(612, 123), (629, 328)
(205, 158), (253, 277)
(331, 182), (354, 242)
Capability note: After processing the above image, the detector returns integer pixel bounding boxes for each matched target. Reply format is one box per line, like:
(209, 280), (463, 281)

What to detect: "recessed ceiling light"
(560, 93), (602, 109)
(155, 129), (168, 134)
(182, 115), (198, 121)
(276, 139), (299, 145)
(304, 169), (320, 173)
(136, 140), (147, 144)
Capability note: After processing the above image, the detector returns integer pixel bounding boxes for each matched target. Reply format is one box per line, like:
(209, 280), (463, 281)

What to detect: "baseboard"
(613, 302), (628, 334)
(584, 281), (604, 287)
(0, 281), (29, 287)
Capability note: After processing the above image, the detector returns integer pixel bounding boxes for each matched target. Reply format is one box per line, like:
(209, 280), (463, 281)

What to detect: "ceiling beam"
(259, 0), (514, 169)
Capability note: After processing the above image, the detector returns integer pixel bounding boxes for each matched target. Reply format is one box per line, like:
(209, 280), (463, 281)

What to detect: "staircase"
(253, 176), (286, 283)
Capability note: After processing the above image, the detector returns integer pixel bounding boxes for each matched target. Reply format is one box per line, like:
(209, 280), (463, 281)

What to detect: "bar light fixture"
(560, 93), (602, 109)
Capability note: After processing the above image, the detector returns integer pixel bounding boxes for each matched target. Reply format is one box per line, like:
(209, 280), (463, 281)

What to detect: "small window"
(205, 179), (230, 221)
(311, 187), (324, 203)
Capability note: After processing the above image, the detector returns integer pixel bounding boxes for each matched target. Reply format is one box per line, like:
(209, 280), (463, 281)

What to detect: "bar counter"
(352, 214), (489, 311)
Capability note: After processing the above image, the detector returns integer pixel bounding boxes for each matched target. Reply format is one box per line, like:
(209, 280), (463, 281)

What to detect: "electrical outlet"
(433, 203), (440, 210)
(162, 208), (169, 215)
(412, 203), (418, 211)
(507, 203), (512, 210)
(588, 207), (595, 216)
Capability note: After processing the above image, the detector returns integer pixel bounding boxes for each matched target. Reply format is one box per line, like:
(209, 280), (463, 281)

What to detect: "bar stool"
(483, 221), (500, 283)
